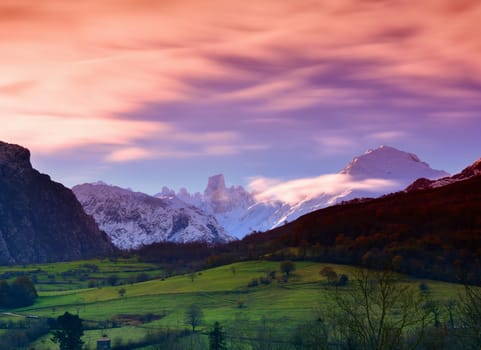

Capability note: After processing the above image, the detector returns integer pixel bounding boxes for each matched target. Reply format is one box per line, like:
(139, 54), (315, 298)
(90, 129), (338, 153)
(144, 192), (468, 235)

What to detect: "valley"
(1, 141), (480, 349)
(0, 258), (471, 349)
(2, 2), (481, 349)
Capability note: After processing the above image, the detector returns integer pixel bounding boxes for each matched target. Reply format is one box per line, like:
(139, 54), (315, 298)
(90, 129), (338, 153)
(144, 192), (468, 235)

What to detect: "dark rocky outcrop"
(405, 157), (481, 192)
(0, 141), (114, 265)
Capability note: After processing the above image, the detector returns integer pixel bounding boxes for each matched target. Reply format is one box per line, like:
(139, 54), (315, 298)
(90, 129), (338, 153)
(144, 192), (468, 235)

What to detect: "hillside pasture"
(0, 258), (469, 349)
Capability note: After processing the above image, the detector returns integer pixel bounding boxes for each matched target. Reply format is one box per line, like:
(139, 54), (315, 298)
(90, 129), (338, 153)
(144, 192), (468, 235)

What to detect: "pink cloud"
(105, 146), (155, 163)
(1, 0), (480, 157)
(0, 116), (168, 153)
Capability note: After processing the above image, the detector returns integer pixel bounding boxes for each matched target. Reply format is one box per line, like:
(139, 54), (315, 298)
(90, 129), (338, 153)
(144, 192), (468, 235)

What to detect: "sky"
(1, 0), (480, 195)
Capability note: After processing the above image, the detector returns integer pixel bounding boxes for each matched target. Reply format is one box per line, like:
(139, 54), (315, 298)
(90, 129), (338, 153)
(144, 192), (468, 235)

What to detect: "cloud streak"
(249, 174), (400, 205)
(0, 116), (167, 153)
(2, 0), (481, 127)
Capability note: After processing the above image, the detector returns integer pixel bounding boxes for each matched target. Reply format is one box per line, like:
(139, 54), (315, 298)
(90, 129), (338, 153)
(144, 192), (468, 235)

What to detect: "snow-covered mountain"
(340, 146), (449, 181)
(160, 174), (258, 236)
(163, 146), (449, 238)
(72, 183), (233, 249)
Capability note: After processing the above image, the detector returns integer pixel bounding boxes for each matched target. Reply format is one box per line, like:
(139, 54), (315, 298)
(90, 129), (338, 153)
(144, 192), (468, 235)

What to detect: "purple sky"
(1, 1), (480, 194)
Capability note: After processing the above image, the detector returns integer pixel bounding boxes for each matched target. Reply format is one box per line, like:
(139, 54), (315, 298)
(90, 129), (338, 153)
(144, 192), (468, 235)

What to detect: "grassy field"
(0, 258), (469, 349)
(0, 257), (164, 292)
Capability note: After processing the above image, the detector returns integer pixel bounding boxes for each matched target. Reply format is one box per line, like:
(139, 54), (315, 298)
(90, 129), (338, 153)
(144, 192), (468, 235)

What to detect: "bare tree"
(458, 285), (481, 349)
(185, 304), (204, 333)
(445, 298), (456, 329)
(330, 268), (428, 350)
(291, 318), (329, 350)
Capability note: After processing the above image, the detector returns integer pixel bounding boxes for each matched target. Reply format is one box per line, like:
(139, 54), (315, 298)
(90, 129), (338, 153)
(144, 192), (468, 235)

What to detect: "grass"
(0, 258), (470, 348)
(0, 257), (164, 292)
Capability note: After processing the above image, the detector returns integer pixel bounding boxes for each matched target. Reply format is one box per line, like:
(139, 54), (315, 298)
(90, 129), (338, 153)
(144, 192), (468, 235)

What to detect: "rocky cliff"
(0, 141), (114, 264)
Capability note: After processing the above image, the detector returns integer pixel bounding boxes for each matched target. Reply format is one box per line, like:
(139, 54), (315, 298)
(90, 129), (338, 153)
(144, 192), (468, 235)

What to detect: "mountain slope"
(73, 183), (233, 249)
(0, 141), (114, 265)
(170, 146), (448, 238)
(234, 157), (481, 283)
(406, 157), (481, 191)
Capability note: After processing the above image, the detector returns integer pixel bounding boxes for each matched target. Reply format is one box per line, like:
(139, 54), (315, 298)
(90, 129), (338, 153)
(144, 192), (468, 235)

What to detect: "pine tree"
(209, 321), (227, 350)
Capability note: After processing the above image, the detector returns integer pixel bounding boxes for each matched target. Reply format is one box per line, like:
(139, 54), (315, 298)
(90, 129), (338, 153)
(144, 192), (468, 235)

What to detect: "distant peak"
(92, 181), (108, 186)
(366, 145), (393, 152)
(205, 174), (226, 195)
(341, 146), (448, 180)
(160, 186), (175, 196)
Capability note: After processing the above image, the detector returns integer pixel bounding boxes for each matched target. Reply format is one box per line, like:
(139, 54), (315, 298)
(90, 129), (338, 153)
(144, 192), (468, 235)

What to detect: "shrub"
(87, 279), (97, 288)
(259, 276), (271, 285)
(247, 278), (259, 287)
(136, 273), (150, 283)
(107, 275), (119, 286)
(337, 274), (349, 286)
(237, 299), (245, 308)
(280, 261), (296, 277)
(419, 282), (430, 293)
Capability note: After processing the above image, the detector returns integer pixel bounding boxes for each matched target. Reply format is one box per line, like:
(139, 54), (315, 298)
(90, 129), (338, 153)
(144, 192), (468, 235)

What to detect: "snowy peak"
(205, 174), (227, 196)
(198, 174), (254, 214)
(341, 145), (448, 181)
(73, 183), (233, 249)
(204, 174), (230, 213)
(156, 147), (449, 238)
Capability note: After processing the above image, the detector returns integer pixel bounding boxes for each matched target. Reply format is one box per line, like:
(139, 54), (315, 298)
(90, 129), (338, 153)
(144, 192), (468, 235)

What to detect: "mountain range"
(73, 145), (449, 249)
(236, 156), (481, 283)
(135, 155), (481, 284)
(0, 139), (479, 267)
(160, 146), (448, 238)
(72, 183), (232, 249)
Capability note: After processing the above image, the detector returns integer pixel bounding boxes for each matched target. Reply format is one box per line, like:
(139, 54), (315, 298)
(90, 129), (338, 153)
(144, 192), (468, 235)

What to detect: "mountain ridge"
(231, 156), (481, 283)
(73, 182), (234, 249)
(406, 157), (481, 192)
(164, 146), (449, 237)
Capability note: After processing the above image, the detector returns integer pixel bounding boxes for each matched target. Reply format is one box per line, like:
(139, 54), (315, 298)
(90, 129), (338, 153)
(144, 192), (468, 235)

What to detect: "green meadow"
(0, 258), (468, 349)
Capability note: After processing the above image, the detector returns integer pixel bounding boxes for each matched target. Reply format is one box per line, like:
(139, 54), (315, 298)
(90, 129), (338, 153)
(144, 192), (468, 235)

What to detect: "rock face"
(0, 141), (114, 265)
(73, 183), (233, 250)
(177, 174), (255, 214)
(405, 157), (481, 192)
(168, 174), (257, 237)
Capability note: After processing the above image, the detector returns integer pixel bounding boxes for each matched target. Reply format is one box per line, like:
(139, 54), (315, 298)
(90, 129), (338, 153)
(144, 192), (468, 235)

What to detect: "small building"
(97, 337), (111, 350)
